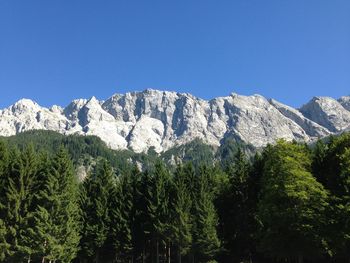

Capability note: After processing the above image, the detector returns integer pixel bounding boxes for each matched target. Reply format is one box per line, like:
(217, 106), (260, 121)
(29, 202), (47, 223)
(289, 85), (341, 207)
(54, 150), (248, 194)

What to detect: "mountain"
(338, 96), (350, 111)
(299, 96), (350, 133)
(0, 89), (349, 152)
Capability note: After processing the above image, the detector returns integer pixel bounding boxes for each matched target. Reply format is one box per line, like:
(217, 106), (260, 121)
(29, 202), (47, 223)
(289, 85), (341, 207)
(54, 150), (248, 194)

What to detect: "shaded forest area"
(0, 132), (349, 263)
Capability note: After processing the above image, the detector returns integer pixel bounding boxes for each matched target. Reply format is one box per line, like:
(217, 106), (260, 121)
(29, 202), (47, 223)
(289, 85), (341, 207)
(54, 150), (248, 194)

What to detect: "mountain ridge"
(0, 89), (349, 152)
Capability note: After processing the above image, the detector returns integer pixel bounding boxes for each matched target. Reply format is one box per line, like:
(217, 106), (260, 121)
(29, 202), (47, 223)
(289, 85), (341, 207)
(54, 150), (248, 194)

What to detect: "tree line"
(0, 133), (350, 263)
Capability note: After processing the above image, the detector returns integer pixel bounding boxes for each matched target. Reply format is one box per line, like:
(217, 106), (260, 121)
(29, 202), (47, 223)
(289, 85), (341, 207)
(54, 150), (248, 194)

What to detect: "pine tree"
(53, 147), (81, 262)
(0, 219), (8, 262)
(4, 145), (38, 262)
(0, 140), (9, 198)
(217, 148), (253, 262)
(79, 159), (115, 263)
(110, 173), (133, 262)
(192, 166), (220, 262)
(146, 162), (171, 263)
(0, 141), (9, 261)
(133, 168), (152, 262)
(245, 152), (265, 262)
(171, 165), (192, 263)
(315, 134), (350, 261)
(30, 147), (80, 262)
(338, 148), (350, 260)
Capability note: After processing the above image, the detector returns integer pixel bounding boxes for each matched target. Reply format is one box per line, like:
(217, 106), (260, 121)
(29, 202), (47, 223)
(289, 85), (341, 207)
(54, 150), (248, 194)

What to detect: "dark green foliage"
(79, 160), (115, 262)
(4, 145), (38, 262)
(312, 133), (350, 261)
(110, 173), (133, 261)
(217, 137), (255, 166)
(0, 219), (8, 261)
(0, 141), (9, 222)
(0, 141), (9, 261)
(217, 148), (255, 262)
(257, 140), (330, 262)
(161, 138), (216, 166)
(171, 165), (193, 263)
(1, 130), (155, 174)
(192, 167), (221, 262)
(0, 141), (9, 196)
(145, 162), (171, 263)
(30, 147), (80, 262)
(0, 132), (350, 262)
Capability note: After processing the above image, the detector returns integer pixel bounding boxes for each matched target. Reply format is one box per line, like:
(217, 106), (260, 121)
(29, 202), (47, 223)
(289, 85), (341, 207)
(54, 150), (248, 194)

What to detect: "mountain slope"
(299, 96), (350, 133)
(0, 89), (349, 152)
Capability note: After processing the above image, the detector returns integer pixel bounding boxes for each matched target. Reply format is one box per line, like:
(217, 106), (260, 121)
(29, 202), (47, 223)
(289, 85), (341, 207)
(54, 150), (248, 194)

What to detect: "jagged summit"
(299, 96), (350, 133)
(1, 89), (349, 152)
(338, 96), (350, 111)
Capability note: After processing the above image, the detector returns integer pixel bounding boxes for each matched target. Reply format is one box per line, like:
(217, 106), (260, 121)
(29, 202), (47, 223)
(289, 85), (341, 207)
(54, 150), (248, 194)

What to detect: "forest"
(0, 132), (349, 263)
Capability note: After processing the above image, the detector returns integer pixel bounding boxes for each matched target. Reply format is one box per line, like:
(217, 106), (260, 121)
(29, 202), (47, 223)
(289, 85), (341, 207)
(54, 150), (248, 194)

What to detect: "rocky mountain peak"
(299, 96), (350, 133)
(0, 89), (349, 152)
(338, 96), (350, 111)
(10, 98), (39, 113)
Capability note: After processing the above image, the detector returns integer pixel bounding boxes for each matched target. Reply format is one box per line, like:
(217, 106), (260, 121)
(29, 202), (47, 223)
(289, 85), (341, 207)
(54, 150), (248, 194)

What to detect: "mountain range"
(0, 89), (349, 152)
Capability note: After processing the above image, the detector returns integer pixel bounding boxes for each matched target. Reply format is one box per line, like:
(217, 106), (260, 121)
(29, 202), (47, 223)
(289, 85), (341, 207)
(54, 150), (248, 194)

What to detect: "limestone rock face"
(0, 99), (68, 136)
(0, 90), (349, 152)
(269, 99), (330, 138)
(299, 97), (350, 133)
(338, 96), (350, 111)
(216, 94), (310, 147)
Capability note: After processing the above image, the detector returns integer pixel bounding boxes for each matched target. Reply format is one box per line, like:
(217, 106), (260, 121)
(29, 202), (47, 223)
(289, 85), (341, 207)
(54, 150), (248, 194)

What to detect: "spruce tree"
(54, 148), (81, 262)
(171, 165), (192, 263)
(110, 173), (133, 262)
(79, 159), (115, 263)
(30, 147), (80, 262)
(146, 162), (171, 263)
(0, 220), (8, 262)
(0, 141), (9, 261)
(133, 168), (152, 262)
(192, 167), (220, 262)
(335, 147), (350, 261)
(0, 140), (9, 198)
(316, 134), (350, 261)
(4, 145), (38, 262)
(218, 148), (253, 262)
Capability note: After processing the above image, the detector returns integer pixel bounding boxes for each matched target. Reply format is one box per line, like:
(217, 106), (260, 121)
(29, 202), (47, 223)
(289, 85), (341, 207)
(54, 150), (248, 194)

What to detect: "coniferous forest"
(0, 132), (350, 263)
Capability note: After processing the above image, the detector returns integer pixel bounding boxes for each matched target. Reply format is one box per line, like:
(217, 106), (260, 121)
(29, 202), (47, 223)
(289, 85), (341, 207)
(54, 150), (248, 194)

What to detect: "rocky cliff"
(1, 89), (349, 152)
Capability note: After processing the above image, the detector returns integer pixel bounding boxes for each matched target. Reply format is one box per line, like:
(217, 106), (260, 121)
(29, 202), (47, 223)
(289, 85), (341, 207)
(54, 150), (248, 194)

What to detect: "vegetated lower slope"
(0, 130), (150, 174)
(0, 130), (349, 263)
(1, 130), (256, 170)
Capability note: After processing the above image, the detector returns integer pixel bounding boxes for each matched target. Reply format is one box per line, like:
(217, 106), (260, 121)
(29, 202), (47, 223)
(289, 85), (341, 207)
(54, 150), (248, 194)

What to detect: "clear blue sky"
(0, 0), (349, 109)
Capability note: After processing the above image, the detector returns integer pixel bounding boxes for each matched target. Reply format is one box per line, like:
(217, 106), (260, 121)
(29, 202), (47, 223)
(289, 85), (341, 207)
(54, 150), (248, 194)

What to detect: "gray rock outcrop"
(0, 89), (348, 152)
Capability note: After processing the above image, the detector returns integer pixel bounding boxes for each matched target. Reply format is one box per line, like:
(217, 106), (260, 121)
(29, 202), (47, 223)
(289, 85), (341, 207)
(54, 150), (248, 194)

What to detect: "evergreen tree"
(53, 147), (81, 262)
(258, 140), (330, 263)
(4, 145), (38, 262)
(171, 165), (192, 263)
(110, 173), (133, 262)
(192, 167), (220, 262)
(30, 147), (80, 262)
(313, 134), (350, 261)
(245, 152), (265, 262)
(3, 130), (350, 263)
(0, 219), (8, 262)
(337, 147), (350, 261)
(218, 148), (254, 262)
(0, 141), (9, 261)
(0, 140), (9, 197)
(145, 162), (171, 263)
(79, 160), (115, 263)
(132, 168), (152, 262)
